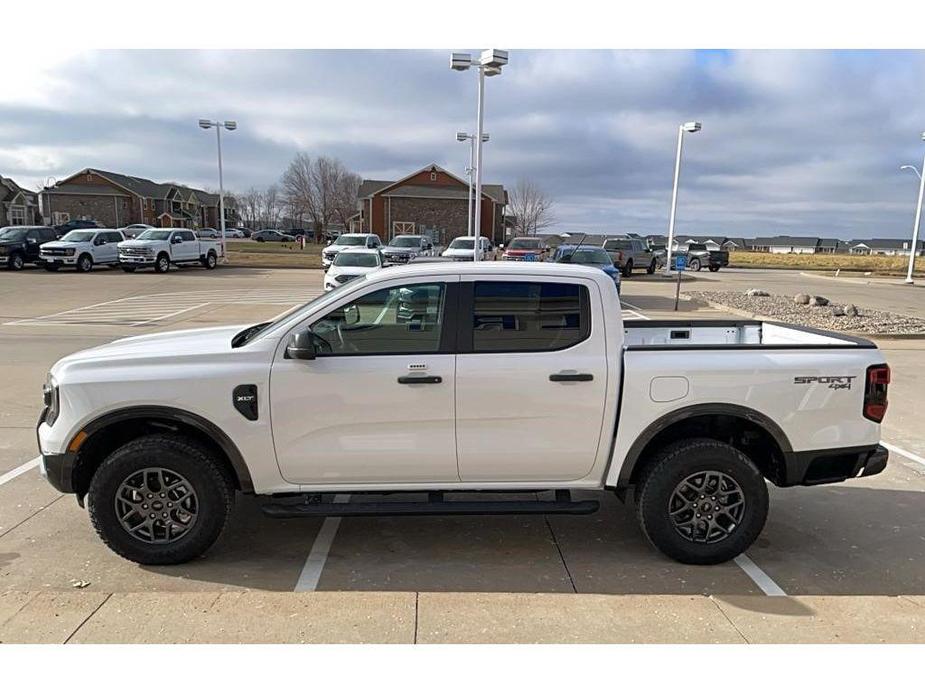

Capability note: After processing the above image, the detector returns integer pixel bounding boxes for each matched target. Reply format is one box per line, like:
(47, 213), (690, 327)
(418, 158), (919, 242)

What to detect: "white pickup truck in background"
(117, 228), (223, 273)
(36, 263), (890, 566)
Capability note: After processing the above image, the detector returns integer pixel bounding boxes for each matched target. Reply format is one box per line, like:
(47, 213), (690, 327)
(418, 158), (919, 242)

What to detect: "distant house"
(1, 176), (40, 226)
(747, 236), (821, 254)
(40, 168), (237, 229)
(848, 239), (925, 256)
(816, 238), (842, 254)
(351, 164), (507, 245)
(721, 238), (750, 251)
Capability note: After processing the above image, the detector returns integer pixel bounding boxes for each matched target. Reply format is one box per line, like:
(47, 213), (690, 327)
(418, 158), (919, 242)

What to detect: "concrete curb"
(2, 590), (924, 644)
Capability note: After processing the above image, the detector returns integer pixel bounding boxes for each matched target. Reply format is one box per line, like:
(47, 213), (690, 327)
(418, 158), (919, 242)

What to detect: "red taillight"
(863, 363), (890, 422)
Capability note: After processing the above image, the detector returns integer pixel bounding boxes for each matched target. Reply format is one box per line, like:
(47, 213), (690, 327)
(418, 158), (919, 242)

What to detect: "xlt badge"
(794, 375), (856, 391)
(233, 384), (259, 420)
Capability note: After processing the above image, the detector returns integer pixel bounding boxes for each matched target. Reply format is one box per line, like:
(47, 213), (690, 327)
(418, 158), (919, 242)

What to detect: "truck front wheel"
(634, 438), (768, 565)
(688, 258), (702, 272)
(87, 434), (234, 565)
(155, 253), (170, 273)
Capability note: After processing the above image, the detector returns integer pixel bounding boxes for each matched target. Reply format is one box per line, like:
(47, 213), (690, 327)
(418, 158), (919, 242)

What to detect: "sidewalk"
(2, 590), (923, 643)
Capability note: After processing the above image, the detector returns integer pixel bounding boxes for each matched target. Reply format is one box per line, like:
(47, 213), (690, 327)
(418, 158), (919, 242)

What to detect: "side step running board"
(261, 493), (599, 519)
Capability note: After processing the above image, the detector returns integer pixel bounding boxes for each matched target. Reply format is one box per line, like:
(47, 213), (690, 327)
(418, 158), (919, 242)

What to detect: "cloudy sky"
(2, 49), (924, 239)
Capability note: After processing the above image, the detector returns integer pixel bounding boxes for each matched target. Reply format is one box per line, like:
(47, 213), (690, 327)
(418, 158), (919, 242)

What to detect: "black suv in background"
(54, 219), (100, 235)
(0, 226), (60, 270)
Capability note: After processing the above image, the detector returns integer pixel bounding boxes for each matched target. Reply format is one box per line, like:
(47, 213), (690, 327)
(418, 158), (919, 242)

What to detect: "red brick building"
(39, 169), (237, 229)
(352, 164), (507, 245)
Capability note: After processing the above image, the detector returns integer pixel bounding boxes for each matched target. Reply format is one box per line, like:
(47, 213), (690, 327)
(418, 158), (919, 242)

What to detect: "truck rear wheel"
(87, 434), (234, 565)
(647, 259), (657, 274)
(154, 253), (170, 273)
(623, 260), (633, 277)
(709, 265), (720, 272)
(634, 438), (768, 565)
(202, 251), (217, 269)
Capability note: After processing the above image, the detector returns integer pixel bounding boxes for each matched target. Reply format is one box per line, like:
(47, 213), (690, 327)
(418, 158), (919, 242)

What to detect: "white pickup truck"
(36, 263), (890, 566)
(117, 228), (222, 273)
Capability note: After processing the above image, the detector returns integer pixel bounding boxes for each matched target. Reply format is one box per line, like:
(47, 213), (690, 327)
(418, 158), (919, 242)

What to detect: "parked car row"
(0, 225), (222, 273)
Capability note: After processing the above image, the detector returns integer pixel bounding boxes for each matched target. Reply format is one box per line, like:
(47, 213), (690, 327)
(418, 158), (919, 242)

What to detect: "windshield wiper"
(232, 322), (271, 348)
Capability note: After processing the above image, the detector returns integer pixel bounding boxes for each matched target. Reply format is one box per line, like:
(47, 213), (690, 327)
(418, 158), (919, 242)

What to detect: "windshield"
(448, 238), (475, 250)
(568, 248), (611, 264)
(604, 239), (633, 250)
(60, 231), (96, 242)
(0, 228), (28, 241)
(136, 230), (173, 241)
(233, 282), (357, 347)
(508, 238), (543, 250)
(333, 252), (380, 268)
(335, 235), (366, 247)
(390, 236), (422, 248)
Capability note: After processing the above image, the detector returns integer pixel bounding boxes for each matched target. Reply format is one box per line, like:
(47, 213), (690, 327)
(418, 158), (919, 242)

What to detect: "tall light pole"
(902, 133), (925, 285)
(451, 49), (508, 261)
(457, 131), (490, 238)
(198, 118), (237, 261)
(665, 121), (702, 273)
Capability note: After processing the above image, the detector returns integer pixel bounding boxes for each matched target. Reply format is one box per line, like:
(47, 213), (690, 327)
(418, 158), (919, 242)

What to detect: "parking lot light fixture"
(665, 120), (702, 273)
(901, 164), (922, 180)
(457, 131), (490, 238)
(198, 118), (236, 261)
(450, 49), (508, 260)
(903, 132), (925, 285)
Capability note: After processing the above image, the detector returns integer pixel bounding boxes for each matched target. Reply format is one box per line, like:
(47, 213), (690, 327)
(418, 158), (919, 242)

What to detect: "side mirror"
(285, 331), (317, 360)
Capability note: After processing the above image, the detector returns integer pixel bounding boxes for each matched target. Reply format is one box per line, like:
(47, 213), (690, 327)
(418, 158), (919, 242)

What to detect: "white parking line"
(0, 457), (41, 487)
(882, 441), (925, 467)
(294, 494), (351, 592)
(734, 554), (787, 596)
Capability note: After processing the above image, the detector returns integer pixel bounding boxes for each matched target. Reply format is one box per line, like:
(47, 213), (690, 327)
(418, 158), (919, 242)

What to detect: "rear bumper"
(782, 444), (888, 486)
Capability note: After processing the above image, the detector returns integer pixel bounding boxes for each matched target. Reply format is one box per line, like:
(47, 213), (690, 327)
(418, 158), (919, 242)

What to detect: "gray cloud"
(1, 49), (924, 239)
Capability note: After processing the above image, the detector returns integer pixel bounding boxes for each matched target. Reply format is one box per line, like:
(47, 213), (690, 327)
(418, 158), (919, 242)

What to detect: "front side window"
(471, 281), (589, 353)
(180, 231), (195, 241)
(311, 283), (446, 355)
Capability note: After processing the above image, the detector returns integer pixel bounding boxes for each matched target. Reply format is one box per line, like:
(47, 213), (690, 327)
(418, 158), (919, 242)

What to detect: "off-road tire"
(87, 434), (234, 565)
(154, 253), (170, 273)
(76, 253), (93, 273)
(634, 437), (768, 565)
(8, 252), (24, 271)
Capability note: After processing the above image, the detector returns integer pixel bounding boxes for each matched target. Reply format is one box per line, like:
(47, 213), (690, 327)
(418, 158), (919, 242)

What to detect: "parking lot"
(1, 263), (924, 642)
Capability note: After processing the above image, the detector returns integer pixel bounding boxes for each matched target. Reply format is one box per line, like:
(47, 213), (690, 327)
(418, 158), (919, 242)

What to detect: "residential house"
(352, 164), (507, 245)
(748, 236), (821, 254)
(39, 168), (237, 229)
(847, 239), (925, 256)
(1, 176), (40, 227)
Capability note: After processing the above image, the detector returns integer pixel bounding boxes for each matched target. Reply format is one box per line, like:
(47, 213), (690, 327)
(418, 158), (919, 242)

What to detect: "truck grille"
(42, 248), (70, 256)
(120, 247), (153, 257)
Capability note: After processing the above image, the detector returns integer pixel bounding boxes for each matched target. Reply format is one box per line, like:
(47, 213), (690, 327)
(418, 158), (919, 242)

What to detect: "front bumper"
(41, 256), (77, 266)
(119, 255), (154, 267)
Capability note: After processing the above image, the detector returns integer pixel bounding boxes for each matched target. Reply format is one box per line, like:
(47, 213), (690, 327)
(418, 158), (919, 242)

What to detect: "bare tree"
(281, 153), (361, 234)
(508, 178), (555, 236)
(237, 187), (263, 228)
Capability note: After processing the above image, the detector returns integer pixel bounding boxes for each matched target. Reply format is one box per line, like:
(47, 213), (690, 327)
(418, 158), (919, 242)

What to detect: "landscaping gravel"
(684, 290), (925, 335)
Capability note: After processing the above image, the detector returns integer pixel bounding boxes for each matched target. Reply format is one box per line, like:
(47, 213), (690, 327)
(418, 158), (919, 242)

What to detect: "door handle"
(549, 373), (594, 382)
(397, 375), (442, 385)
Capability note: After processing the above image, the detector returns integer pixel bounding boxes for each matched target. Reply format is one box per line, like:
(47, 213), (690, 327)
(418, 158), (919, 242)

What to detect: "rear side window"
(180, 231), (195, 241)
(470, 282), (590, 353)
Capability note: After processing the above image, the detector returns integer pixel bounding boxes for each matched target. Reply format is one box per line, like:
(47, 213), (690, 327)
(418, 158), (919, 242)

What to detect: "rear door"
(455, 277), (609, 482)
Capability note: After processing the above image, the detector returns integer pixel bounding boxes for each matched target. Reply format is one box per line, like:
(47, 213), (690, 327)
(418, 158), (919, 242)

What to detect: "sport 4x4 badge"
(794, 375), (856, 391)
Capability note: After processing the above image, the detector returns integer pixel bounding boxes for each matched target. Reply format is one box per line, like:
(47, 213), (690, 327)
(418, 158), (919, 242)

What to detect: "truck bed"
(623, 319), (874, 350)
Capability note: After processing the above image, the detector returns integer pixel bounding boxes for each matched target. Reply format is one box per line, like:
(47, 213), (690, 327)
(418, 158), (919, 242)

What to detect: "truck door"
(455, 277), (609, 482)
(270, 276), (459, 485)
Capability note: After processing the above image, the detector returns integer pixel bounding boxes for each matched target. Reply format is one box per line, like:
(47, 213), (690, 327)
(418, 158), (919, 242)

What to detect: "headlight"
(43, 376), (60, 426)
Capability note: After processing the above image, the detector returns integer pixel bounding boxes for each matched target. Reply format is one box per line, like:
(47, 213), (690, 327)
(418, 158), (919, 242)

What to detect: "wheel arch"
(69, 406), (253, 500)
(614, 403), (793, 489)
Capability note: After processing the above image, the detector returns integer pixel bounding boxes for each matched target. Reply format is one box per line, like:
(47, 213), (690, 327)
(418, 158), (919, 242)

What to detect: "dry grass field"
(226, 241), (326, 269)
(729, 251), (925, 275)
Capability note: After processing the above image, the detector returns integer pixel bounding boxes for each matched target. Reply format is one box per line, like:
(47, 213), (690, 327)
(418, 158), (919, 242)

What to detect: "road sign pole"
(674, 255), (686, 311)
